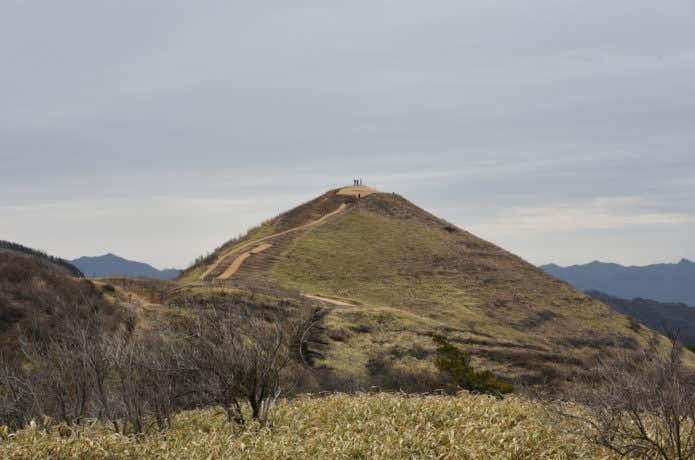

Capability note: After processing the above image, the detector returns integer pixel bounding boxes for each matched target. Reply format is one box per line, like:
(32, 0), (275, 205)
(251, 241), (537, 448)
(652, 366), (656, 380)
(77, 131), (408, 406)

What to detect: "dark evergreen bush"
(432, 335), (513, 395)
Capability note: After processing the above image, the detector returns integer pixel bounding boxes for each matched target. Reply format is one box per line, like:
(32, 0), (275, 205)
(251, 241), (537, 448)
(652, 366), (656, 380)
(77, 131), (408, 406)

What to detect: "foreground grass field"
(1, 393), (614, 459)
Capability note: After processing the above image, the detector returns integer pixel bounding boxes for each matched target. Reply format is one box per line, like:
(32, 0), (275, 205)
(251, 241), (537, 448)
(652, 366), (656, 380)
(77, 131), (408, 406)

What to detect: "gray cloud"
(1, 1), (694, 268)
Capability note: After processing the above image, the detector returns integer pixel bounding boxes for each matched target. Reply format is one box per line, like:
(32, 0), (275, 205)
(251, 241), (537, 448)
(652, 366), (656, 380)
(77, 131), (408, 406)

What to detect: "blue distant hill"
(71, 253), (180, 280)
(586, 290), (695, 345)
(540, 259), (695, 306)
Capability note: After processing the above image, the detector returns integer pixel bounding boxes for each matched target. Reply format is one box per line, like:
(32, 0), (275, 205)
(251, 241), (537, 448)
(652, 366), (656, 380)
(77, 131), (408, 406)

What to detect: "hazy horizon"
(2, 1), (695, 268)
(64, 242), (695, 272)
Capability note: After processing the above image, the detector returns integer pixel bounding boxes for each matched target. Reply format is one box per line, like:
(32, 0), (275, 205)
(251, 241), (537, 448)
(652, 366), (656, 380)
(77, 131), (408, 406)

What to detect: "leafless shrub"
(16, 322), (105, 427)
(102, 331), (191, 434)
(2, 309), (189, 434)
(1, 277), (309, 433)
(556, 335), (695, 459)
(27, 343), (89, 426)
(0, 354), (35, 430)
(182, 307), (301, 425)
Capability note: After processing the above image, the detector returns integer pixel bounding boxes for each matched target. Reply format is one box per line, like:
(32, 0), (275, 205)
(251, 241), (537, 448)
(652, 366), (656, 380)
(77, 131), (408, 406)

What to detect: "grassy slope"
(1, 393), (614, 459)
(177, 189), (350, 284)
(272, 193), (662, 382)
(174, 189), (676, 384)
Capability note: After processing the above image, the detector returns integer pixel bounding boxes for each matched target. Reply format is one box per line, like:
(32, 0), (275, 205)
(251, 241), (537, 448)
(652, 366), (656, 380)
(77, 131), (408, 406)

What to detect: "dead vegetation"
(0, 298), (314, 434)
(2, 246), (695, 458)
(0, 240), (84, 277)
(552, 335), (695, 459)
(0, 252), (128, 362)
(0, 253), (318, 433)
(2, 393), (617, 459)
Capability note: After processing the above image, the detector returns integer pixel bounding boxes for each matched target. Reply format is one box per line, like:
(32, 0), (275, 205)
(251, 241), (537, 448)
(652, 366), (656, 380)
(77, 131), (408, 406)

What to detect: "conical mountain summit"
(179, 185), (662, 385)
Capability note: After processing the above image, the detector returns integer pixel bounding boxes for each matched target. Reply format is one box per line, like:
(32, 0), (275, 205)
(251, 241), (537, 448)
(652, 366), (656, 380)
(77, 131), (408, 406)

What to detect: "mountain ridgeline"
(541, 259), (695, 306)
(179, 186), (667, 387)
(0, 240), (83, 278)
(71, 253), (181, 280)
(586, 290), (695, 345)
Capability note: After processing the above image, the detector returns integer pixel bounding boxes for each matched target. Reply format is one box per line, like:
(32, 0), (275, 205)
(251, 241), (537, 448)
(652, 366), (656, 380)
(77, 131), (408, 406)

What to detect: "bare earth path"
(303, 293), (359, 307)
(336, 185), (378, 197)
(201, 202), (349, 281)
(217, 243), (272, 280)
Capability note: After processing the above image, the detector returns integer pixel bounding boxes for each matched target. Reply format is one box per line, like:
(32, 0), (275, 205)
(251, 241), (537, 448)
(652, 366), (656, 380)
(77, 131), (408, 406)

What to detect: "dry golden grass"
(271, 203), (665, 382)
(1, 393), (615, 459)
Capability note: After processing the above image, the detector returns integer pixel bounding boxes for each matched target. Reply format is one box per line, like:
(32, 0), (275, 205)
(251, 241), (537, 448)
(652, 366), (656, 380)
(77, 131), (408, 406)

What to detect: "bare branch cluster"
(557, 336), (695, 459)
(0, 303), (308, 434)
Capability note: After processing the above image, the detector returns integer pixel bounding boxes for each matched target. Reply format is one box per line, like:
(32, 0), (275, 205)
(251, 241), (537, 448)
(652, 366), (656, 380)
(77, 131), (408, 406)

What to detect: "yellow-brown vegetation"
(0, 393), (614, 459)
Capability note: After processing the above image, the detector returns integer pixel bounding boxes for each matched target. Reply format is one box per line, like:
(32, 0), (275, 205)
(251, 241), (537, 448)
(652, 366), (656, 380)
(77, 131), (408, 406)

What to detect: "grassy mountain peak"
(177, 187), (666, 386)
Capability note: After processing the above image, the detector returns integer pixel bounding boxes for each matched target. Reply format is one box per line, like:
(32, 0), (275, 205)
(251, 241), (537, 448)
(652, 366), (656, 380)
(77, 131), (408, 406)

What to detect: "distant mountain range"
(586, 290), (695, 345)
(70, 253), (180, 280)
(540, 259), (695, 306)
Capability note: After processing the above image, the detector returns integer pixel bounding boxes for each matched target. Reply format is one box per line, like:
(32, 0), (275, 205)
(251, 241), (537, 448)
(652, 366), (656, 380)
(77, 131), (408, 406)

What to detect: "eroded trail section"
(202, 202), (349, 281)
(217, 243), (272, 280)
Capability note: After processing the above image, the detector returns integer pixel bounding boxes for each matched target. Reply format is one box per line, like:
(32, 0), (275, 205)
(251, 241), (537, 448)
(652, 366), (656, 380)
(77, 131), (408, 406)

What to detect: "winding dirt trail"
(217, 243), (272, 280)
(201, 202), (349, 281)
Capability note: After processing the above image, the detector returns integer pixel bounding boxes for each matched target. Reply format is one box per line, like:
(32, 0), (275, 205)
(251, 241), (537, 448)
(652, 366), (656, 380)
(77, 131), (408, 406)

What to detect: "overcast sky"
(2, 1), (694, 269)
